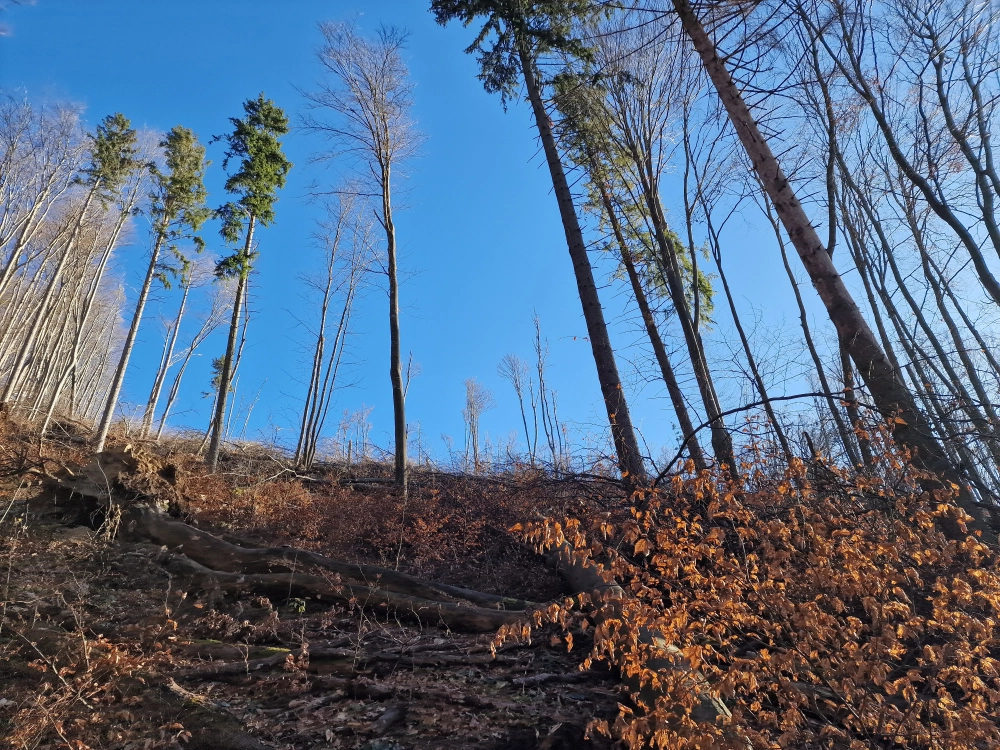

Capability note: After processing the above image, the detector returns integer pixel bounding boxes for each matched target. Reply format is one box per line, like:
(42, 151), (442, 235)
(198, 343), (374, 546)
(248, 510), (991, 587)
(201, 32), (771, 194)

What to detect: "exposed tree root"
(41, 446), (734, 744)
(44, 447), (536, 632)
(161, 678), (270, 750)
(127, 507), (534, 611)
(143, 530), (529, 632)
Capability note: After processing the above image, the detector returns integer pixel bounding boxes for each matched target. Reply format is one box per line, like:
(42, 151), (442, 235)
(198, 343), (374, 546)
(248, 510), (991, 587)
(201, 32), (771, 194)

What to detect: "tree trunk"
(930, 252), (1000, 387)
(1, 182), (99, 404)
(517, 38), (648, 487)
(838, 337), (873, 469)
(905, 194), (1000, 447)
(143, 283), (190, 439)
(843, 182), (1000, 468)
(596, 180), (707, 471)
(154, 345), (194, 442)
(770, 204), (859, 464)
(207, 218), (254, 471)
(673, 0), (995, 541)
(626, 157), (737, 477)
(383, 167), (408, 494)
(303, 288), (354, 469)
(94, 231), (166, 451)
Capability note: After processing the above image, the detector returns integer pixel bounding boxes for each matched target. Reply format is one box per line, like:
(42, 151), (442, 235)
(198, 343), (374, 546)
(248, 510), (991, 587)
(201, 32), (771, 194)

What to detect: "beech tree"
(463, 377), (495, 471)
(206, 94), (291, 471)
(303, 23), (421, 494)
(38, 140), (150, 432)
(1, 112), (139, 406)
(93, 125), (210, 452)
(549, 31), (723, 474)
(294, 195), (373, 470)
(152, 275), (233, 441)
(0, 99), (83, 303)
(669, 0), (993, 537)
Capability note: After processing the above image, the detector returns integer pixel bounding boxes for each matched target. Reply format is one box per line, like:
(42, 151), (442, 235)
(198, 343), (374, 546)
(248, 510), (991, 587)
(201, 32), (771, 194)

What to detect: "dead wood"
(175, 652), (290, 681)
(127, 509), (534, 611)
(369, 703), (406, 735)
(41, 445), (732, 741)
(160, 678), (269, 750)
(311, 676), (396, 701)
(44, 447), (535, 631)
(511, 671), (604, 687)
(153, 546), (526, 632)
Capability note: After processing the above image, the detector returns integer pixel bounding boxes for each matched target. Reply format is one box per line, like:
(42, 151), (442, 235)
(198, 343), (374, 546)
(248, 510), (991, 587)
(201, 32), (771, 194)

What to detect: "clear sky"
(0, 0), (825, 465)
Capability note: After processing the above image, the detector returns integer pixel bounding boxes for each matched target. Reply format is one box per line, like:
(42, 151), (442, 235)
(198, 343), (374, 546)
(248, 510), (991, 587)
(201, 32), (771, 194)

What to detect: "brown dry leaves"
(519, 454), (1000, 749)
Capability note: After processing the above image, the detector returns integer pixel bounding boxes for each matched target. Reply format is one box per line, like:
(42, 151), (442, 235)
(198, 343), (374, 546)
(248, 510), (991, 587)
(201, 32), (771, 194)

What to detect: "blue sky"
(0, 0), (824, 464)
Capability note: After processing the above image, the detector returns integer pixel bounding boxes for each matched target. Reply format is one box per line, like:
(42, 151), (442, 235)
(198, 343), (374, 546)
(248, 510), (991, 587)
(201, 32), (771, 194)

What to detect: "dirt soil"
(0, 426), (623, 750)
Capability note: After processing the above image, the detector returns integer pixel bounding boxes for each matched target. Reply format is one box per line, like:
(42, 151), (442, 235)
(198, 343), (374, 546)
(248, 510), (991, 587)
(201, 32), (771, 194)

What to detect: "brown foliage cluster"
(519, 454), (1000, 749)
(175, 454), (595, 597)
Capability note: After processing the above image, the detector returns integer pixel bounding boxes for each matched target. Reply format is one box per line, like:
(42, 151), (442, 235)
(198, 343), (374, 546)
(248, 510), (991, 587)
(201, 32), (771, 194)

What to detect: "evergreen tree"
(432, 0), (650, 486)
(93, 125), (210, 452)
(206, 94), (291, 471)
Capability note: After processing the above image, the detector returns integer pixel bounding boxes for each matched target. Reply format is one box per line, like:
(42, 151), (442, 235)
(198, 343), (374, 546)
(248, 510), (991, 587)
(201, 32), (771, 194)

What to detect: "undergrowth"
(514, 436), (1000, 749)
(3, 410), (1000, 749)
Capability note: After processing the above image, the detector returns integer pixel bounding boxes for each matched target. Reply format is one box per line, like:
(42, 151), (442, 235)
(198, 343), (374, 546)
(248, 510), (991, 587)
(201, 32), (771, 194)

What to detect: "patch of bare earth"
(0, 424), (622, 749)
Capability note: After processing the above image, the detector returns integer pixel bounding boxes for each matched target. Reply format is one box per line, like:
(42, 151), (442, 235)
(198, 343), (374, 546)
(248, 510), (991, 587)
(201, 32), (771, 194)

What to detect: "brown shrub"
(519, 453), (1000, 749)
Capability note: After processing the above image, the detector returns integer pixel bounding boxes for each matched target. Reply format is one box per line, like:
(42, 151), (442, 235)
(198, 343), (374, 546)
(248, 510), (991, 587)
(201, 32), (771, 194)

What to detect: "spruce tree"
(206, 94), (291, 471)
(93, 126), (210, 451)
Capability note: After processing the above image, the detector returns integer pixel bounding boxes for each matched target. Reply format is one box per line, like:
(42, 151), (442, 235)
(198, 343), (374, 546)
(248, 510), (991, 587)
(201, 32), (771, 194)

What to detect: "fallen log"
(309, 677), (497, 710)
(175, 652), (290, 681)
(155, 548), (526, 632)
(511, 671), (604, 688)
(160, 679), (269, 750)
(369, 703), (406, 735)
(126, 507), (534, 612)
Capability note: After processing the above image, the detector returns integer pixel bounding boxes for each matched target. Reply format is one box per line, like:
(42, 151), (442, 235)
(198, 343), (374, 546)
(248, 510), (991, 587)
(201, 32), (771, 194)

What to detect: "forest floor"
(0, 415), (623, 750)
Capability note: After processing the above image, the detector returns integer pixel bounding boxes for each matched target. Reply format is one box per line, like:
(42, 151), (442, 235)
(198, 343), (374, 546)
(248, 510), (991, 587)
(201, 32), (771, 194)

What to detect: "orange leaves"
(517, 459), (1000, 750)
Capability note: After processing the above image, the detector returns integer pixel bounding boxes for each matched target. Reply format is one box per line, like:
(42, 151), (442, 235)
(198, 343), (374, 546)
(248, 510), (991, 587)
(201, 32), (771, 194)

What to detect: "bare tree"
(294, 194), (373, 469)
(1, 113), (140, 406)
(304, 22), (422, 494)
(463, 378), (495, 472)
(152, 275), (234, 441)
(671, 0), (993, 537)
(497, 352), (536, 464)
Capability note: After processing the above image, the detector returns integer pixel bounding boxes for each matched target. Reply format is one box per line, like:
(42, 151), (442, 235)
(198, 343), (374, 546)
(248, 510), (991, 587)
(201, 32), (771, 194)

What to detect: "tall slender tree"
(303, 23), (421, 494)
(93, 126), (210, 452)
(432, 0), (649, 487)
(670, 0), (993, 537)
(1, 112), (139, 405)
(206, 94), (291, 471)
